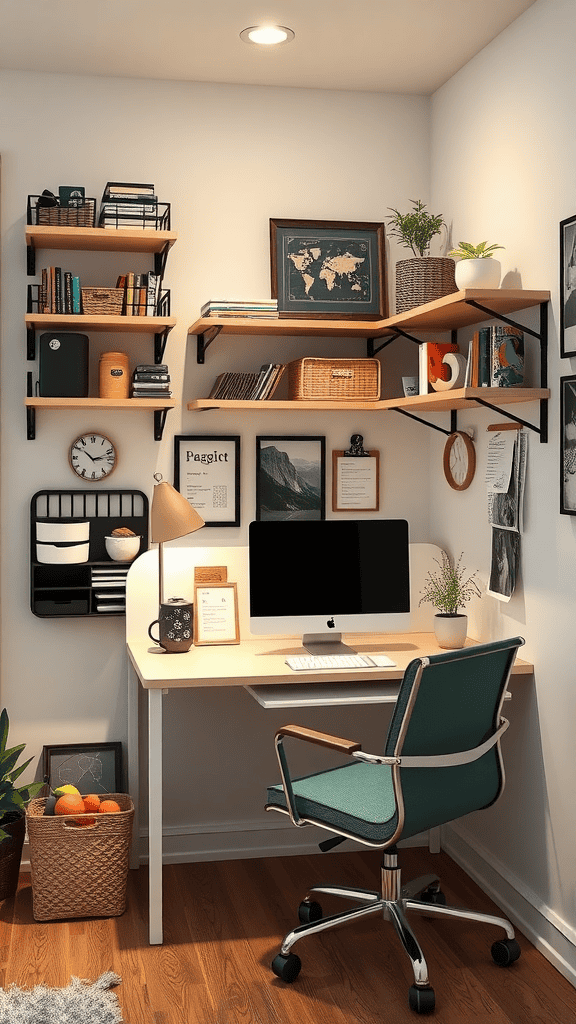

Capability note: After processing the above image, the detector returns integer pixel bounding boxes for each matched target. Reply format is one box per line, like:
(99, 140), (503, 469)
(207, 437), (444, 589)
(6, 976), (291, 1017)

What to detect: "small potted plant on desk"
(0, 708), (43, 899)
(419, 551), (482, 649)
(386, 199), (457, 312)
(448, 240), (504, 290)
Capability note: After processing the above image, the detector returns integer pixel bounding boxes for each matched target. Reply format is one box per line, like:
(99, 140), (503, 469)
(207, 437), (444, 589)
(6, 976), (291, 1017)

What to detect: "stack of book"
(465, 326), (525, 388)
(132, 364), (172, 399)
(201, 299), (278, 319)
(208, 363), (285, 401)
(116, 271), (161, 315)
(92, 565), (129, 614)
(100, 181), (161, 229)
(38, 266), (81, 313)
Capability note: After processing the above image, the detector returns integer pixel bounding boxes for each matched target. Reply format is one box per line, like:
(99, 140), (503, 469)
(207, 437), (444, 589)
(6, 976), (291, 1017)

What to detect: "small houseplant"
(448, 240), (504, 290)
(419, 551), (481, 649)
(386, 200), (457, 313)
(0, 708), (43, 899)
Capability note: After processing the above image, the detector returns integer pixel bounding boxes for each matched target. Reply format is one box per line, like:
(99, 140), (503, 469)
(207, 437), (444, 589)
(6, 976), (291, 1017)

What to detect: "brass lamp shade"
(151, 480), (205, 543)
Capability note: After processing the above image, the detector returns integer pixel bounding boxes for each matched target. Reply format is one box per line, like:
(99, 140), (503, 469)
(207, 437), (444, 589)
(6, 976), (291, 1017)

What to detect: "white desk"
(126, 629), (533, 944)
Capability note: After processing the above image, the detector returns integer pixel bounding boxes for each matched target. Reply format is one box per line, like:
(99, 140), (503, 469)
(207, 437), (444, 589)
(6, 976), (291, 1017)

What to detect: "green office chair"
(265, 637), (525, 1014)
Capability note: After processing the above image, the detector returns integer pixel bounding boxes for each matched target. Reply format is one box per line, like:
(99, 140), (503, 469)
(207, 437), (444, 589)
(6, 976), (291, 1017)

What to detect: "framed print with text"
(332, 449), (380, 511)
(270, 219), (387, 319)
(194, 582), (240, 645)
(560, 374), (576, 514)
(256, 436), (325, 520)
(560, 214), (576, 357)
(174, 435), (240, 526)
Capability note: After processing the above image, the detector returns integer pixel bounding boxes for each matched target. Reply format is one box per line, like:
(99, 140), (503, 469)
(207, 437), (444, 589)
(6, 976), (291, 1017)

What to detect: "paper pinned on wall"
(485, 430), (516, 492)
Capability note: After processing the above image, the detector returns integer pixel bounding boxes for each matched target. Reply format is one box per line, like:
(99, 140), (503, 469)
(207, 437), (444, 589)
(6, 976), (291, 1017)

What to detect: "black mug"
(148, 598), (194, 653)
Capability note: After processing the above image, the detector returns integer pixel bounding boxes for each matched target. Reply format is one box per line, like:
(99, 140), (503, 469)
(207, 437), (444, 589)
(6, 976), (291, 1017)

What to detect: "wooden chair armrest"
(276, 724), (362, 755)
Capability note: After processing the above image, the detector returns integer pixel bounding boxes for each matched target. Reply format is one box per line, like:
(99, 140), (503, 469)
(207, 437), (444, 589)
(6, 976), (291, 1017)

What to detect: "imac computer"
(248, 518), (410, 655)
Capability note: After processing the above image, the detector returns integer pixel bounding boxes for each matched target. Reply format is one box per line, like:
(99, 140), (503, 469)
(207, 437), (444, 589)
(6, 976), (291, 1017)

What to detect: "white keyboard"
(286, 653), (395, 671)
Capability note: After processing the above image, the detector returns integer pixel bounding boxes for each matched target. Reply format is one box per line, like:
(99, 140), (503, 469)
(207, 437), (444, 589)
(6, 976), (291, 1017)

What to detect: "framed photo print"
(270, 219), (387, 319)
(560, 214), (576, 357)
(255, 436), (326, 520)
(560, 374), (576, 514)
(42, 742), (123, 795)
(193, 582), (240, 645)
(174, 435), (240, 527)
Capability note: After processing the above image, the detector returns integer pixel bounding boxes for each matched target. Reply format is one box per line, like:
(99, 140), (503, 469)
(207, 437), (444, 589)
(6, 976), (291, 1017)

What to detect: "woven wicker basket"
(288, 358), (381, 401)
(37, 199), (96, 228)
(26, 794), (134, 920)
(395, 257), (457, 313)
(81, 287), (124, 315)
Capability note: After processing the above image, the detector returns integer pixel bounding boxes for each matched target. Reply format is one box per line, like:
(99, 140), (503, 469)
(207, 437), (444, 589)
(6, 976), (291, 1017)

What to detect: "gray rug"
(0, 971), (124, 1023)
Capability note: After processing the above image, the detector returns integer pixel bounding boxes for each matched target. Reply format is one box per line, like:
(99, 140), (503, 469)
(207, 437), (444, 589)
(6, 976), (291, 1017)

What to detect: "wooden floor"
(3, 847), (576, 1023)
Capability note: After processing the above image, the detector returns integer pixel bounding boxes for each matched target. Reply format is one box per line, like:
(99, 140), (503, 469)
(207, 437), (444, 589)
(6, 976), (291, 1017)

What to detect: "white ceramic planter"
(454, 258), (501, 290)
(433, 613), (468, 650)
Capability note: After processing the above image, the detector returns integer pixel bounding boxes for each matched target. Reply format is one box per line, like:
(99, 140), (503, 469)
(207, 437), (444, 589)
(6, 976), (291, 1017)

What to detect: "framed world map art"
(270, 219), (387, 319)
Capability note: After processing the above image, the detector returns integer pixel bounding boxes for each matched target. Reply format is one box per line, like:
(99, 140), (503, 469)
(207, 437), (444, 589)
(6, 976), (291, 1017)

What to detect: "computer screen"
(248, 518), (410, 654)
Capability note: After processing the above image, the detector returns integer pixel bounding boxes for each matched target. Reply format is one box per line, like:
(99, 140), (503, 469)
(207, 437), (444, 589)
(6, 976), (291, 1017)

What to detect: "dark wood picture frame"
(174, 435), (240, 527)
(42, 742), (123, 795)
(560, 374), (576, 514)
(270, 218), (387, 319)
(256, 435), (326, 520)
(560, 214), (576, 357)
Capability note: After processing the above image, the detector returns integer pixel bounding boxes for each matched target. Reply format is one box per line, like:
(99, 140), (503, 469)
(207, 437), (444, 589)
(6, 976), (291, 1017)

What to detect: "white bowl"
(105, 535), (141, 562)
(37, 542), (90, 564)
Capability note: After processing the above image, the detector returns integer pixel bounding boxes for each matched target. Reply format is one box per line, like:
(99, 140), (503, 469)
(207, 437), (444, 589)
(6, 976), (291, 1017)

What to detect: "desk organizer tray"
(287, 357), (381, 401)
(30, 489), (148, 617)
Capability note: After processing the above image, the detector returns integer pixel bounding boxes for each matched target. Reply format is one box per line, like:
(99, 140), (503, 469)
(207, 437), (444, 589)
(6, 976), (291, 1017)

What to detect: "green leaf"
(0, 745), (27, 779)
(0, 710), (9, 756)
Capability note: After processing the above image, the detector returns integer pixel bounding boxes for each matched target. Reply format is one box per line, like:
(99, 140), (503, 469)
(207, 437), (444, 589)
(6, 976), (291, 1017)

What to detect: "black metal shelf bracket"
(392, 407), (457, 437)
(154, 327), (173, 365)
(197, 325), (223, 364)
(154, 408), (170, 441)
(27, 244), (36, 277)
(154, 243), (171, 278)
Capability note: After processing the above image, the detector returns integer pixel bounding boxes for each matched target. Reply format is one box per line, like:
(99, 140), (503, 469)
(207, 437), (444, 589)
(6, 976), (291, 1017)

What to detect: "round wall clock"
(443, 431), (476, 490)
(69, 432), (118, 481)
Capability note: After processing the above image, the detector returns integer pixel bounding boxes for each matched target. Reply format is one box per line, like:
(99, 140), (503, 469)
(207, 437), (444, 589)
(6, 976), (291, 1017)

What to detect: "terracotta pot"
(434, 613), (467, 650)
(0, 811), (25, 900)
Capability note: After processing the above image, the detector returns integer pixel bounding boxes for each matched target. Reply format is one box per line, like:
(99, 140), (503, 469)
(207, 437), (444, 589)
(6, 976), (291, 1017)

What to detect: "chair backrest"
(384, 637), (524, 843)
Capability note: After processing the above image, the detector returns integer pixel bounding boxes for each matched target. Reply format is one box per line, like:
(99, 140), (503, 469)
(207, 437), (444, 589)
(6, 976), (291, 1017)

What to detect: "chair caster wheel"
(298, 899), (323, 924)
(408, 984), (435, 1014)
(420, 886), (447, 905)
(491, 937), (521, 966)
(271, 952), (302, 983)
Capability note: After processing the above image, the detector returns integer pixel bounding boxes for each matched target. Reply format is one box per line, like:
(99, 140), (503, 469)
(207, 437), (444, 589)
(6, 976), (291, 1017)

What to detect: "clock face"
(443, 431), (476, 490)
(69, 432), (117, 481)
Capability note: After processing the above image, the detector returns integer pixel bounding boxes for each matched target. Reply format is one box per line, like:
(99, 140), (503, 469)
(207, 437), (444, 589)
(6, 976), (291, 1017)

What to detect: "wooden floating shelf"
(26, 224), (177, 255)
(26, 397), (176, 411)
(26, 313), (176, 334)
(188, 388), (550, 414)
(188, 289), (551, 341)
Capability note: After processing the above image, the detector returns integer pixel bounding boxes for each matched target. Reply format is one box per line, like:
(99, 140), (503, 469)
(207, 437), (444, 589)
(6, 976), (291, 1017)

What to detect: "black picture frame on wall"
(560, 374), (576, 514)
(174, 435), (241, 527)
(560, 214), (576, 357)
(42, 742), (123, 795)
(255, 436), (326, 521)
(270, 219), (387, 319)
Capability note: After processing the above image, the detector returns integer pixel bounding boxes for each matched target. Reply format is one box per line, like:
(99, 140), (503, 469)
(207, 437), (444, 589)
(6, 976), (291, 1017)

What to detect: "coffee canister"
(99, 351), (130, 398)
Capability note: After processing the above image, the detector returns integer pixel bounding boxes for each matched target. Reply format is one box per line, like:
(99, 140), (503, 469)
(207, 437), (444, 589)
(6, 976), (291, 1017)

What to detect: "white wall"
(430, 0), (576, 983)
(0, 71), (432, 850)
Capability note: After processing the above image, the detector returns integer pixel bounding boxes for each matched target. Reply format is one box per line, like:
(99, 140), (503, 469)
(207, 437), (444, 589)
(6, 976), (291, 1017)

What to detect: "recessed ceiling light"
(240, 25), (295, 46)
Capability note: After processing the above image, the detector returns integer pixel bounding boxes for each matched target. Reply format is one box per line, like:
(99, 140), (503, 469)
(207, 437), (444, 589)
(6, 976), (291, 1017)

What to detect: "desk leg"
(148, 688), (163, 944)
(127, 662), (140, 871)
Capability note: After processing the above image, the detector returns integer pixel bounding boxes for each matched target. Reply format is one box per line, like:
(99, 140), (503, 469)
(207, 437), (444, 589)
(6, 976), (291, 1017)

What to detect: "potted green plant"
(419, 551), (482, 649)
(386, 200), (457, 313)
(448, 240), (505, 290)
(0, 708), (43, 899)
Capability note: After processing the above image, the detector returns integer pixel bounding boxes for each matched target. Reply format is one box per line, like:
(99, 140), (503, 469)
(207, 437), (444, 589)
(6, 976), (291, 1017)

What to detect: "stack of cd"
(132, 364), (172, 398)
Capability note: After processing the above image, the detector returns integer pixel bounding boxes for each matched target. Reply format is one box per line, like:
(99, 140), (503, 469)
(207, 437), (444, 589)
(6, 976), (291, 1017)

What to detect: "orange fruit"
(83, 794), (101, 813)
(99, 800), (121, 814)
(55, 794), (85, 816)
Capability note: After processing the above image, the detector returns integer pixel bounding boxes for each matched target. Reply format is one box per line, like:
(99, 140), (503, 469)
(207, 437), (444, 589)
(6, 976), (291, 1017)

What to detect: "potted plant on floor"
(419, 551), (482, 649)
(386, 199), (457, 313)
(0, 708), (43, 899)
(448, 240), (504, 290)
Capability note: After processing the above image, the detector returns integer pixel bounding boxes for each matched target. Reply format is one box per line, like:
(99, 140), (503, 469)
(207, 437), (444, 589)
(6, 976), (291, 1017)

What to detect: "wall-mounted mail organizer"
(30, 489), (149, 617)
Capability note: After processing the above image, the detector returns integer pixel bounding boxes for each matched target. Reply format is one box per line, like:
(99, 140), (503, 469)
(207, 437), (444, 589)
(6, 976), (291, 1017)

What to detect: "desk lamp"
(149, 474), (205, 653)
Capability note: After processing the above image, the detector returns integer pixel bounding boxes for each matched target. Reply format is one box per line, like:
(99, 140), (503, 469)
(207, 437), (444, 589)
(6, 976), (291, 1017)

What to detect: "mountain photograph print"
(256, 436), (325, 520)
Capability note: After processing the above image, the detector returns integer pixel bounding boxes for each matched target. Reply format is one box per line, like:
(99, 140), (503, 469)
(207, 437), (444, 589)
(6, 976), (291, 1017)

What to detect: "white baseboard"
(443, 823), (576, 988)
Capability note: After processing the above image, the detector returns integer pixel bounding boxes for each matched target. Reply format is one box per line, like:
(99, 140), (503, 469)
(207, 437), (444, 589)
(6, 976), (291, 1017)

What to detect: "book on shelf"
(131, 381), (171, 391)
(132, 370), (170, 382)
(465, 326), (525, 389)
(38, 265), (78, 314)
(200, 299), (278, 318)
(103, 181), (155, 197)
(135, 363), (168, 374)
(116, 271), (161, 315)
(207, 364), (285, 401)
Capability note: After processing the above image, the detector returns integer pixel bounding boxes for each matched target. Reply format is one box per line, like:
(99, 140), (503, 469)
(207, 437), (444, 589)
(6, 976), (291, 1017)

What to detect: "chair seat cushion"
(267, 761), (398, 844)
